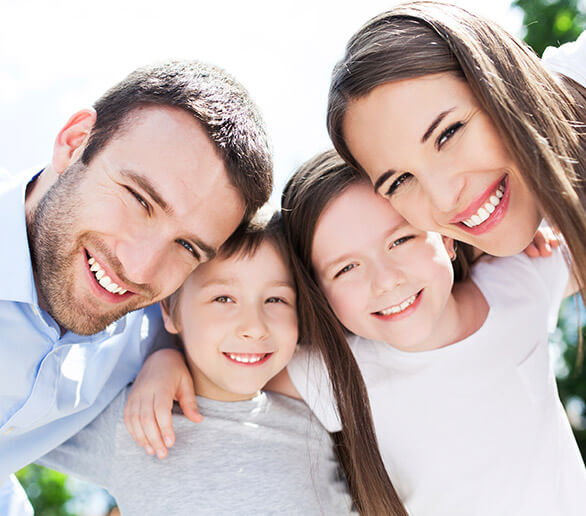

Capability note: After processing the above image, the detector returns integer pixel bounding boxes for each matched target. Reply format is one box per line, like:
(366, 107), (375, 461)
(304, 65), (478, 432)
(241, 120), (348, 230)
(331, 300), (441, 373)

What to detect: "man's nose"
(115, 236), (169, 290)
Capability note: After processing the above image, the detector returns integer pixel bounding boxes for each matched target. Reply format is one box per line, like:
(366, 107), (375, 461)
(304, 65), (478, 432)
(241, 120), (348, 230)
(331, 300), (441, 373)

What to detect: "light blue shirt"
(0, 169), (163, 486)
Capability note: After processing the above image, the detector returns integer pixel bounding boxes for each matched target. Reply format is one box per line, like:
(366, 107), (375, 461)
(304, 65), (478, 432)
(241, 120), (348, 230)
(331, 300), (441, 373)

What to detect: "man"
(0, 60), (272, 511)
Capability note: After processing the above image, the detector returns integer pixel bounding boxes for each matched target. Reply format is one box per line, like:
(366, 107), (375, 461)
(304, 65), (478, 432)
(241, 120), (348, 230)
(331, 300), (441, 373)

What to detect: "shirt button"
(2, 426), (15, 435)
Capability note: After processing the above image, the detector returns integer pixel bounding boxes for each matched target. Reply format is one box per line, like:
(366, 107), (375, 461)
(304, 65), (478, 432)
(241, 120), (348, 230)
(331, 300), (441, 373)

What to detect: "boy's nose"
(237, 306), (269, 342)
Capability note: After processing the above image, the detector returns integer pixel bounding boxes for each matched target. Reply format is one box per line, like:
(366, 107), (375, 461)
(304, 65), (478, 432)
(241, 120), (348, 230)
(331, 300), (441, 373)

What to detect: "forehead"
(100, 105), (245, 249)
(312, 183), (407, 258)
(342, 73), (474, 172)
(184, 240), (292, 293)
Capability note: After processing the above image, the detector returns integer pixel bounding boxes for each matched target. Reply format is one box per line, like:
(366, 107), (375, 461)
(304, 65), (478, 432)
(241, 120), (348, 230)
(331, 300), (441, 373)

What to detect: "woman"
(327, 1), (586, 293)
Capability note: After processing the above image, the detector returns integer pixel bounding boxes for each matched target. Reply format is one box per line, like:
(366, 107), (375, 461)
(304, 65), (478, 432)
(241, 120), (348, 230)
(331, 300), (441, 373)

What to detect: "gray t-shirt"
(39, 388), (355, 515)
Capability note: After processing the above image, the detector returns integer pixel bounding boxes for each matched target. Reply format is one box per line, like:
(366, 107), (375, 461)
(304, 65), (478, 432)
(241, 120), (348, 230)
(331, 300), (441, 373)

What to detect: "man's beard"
(27, 162), (141, 335)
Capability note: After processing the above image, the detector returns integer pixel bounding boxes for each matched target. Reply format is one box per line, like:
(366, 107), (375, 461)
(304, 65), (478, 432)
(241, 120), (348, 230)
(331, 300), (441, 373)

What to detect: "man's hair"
(81, 60), (273, 219)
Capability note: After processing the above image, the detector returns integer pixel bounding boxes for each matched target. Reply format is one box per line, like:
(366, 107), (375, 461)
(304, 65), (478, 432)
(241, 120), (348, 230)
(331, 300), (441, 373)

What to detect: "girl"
(38, 212), (406, 515)
(280, 150), (586, 515)
(326, 1), (586, 294)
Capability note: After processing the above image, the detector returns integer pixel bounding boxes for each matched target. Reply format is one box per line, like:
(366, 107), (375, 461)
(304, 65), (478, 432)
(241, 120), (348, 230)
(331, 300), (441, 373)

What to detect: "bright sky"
(0, 0), (523, 199)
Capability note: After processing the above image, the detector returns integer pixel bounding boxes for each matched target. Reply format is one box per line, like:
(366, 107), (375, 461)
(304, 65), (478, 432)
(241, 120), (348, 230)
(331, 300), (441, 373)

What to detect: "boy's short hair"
(163, 207), (291, 328)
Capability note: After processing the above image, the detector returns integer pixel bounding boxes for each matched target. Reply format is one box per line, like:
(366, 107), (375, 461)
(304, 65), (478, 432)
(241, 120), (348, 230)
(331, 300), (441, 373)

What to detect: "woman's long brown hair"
(327, 0), (586, 299)
(282, 150), (408, 515)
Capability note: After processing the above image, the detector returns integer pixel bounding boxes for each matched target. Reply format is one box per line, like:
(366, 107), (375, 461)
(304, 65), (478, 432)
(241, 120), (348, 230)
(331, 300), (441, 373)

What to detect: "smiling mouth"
(461, 179), (506, 228)
(86, 251), (128, 295)
(223, 352), (272, 365)
(374, 291), (421, 316)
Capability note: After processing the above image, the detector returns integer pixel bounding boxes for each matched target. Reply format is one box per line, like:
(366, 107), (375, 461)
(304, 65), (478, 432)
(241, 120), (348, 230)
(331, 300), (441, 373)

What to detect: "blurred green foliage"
(513, 0), (586, 55)
(15, 465), (74, 516)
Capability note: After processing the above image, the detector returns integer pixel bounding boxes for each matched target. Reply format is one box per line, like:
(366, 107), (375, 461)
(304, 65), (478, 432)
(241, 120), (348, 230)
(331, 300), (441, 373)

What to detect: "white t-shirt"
(288, 249), (586, 515)
(543, 31), (586, 87)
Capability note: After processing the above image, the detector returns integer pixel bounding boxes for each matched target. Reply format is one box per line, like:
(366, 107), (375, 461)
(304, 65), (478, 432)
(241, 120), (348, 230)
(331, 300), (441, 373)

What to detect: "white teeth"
(86, 254), (128, 296)
(378, 294), (417, 316)
(462, 182), (505, 228)
(228, 353), (265, 364)
(477, 207), (489, 222)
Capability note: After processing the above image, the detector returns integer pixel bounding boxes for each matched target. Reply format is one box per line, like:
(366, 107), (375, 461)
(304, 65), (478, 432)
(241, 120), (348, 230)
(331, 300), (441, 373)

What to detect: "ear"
(442, 235), (456, 261)
(160, 299), (181, 335)
(52, 108), (97, 175)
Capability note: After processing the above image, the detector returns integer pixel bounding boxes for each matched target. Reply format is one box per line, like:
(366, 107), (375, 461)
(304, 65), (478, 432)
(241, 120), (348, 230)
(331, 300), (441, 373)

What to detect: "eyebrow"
(373, 170), (395, 194)
(121, 169), (217, 261)
(421, 108), (455, 144)
(321, 220), (410, 275)
(199, 278), (295, 290)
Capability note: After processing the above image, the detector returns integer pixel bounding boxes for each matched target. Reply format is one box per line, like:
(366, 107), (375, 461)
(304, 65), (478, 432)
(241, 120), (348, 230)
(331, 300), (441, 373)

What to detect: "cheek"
(321, 282), (362, 329)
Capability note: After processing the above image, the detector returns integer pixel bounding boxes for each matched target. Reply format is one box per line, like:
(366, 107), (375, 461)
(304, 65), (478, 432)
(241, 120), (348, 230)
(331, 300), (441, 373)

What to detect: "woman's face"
(342, 72), (542, 256)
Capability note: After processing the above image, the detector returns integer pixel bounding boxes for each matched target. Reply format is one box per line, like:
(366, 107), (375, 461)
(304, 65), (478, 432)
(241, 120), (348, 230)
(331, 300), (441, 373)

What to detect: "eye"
(390, 235), (414, 249)
(213, 295), (234, 303)
(384, 172), (413, 198)
(266, 296), (286, 304)
(334, 263), (357, 279)
(436, 122), (464, 150)
(176, 239), (201, 261)
(126, 187), (150, 213)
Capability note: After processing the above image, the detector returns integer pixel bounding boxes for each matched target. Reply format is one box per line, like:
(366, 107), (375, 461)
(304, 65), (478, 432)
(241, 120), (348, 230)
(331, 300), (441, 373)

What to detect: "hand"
(124, 348), (202, 459)
(523, 226), (560, 258)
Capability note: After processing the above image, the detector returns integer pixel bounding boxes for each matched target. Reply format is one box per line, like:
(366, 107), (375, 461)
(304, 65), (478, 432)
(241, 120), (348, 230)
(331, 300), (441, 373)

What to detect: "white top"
(288, 249), (586, 515)
(543, 31), (586, 87)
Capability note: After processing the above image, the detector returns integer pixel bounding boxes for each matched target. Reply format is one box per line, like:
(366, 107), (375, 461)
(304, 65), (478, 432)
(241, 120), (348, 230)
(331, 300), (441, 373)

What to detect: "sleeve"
(36, 389), (127, 488)
(286, 347), (342, 433)
(542, 31), (586, 87)
(527, 246), (570, 332)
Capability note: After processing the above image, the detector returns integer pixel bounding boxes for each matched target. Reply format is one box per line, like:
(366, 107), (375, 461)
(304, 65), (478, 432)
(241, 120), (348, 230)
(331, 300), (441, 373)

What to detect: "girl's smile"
(342, 73), (542, 257)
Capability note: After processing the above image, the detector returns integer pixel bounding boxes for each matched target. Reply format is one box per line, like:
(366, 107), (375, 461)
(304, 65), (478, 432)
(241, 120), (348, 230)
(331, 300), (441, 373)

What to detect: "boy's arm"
(124, 348), (201, 459)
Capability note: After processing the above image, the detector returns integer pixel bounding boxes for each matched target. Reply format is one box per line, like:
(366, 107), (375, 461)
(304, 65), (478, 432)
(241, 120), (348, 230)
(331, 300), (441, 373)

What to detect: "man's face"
(28, 106), (246, 335)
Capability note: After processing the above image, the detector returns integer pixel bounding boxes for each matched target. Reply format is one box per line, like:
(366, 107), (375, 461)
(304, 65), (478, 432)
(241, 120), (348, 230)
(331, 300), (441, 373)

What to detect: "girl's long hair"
(281, 150), (408, 515)
(327, 0), (586, 297)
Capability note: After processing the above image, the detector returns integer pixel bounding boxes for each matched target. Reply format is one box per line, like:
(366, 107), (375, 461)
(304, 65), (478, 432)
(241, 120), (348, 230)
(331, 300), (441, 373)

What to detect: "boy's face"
(311, 182), (460, 353)
(163, 240), (298, 401)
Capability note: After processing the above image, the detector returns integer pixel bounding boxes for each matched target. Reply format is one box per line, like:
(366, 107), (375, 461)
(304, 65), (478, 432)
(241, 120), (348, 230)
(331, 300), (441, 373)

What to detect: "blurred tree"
(513, 0), (586, 462)
(16, 465), (74, 516)
(513, 0), (586, 55)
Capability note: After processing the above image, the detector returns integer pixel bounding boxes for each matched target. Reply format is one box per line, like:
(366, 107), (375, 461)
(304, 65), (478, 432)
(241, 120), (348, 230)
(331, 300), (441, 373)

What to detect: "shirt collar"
(0, 167), (44, 304)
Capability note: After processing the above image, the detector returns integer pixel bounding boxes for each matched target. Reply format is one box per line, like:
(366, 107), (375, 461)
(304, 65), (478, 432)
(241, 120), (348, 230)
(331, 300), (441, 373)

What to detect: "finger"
(139, 402), (168, 459)
(124, 399), (154, 455)
(524, 243), (539, 258)
(154, 393), (176, 449)
(177, 376), (203, 424)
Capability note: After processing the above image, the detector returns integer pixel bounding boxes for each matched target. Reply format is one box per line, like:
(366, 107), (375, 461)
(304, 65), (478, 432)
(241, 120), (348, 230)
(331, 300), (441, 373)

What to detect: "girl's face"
(163, 240), (298, 401)
(342, 72), (542, 257)
(311, 182), (460, 352)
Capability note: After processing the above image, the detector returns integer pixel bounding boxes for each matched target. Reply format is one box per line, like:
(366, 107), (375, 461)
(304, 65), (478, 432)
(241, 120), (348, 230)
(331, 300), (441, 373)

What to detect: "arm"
(124, 348), (201, 459)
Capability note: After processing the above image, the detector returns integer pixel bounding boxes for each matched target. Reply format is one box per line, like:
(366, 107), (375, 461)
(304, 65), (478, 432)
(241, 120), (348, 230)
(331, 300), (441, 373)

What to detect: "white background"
(0, 0), (523, 199)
